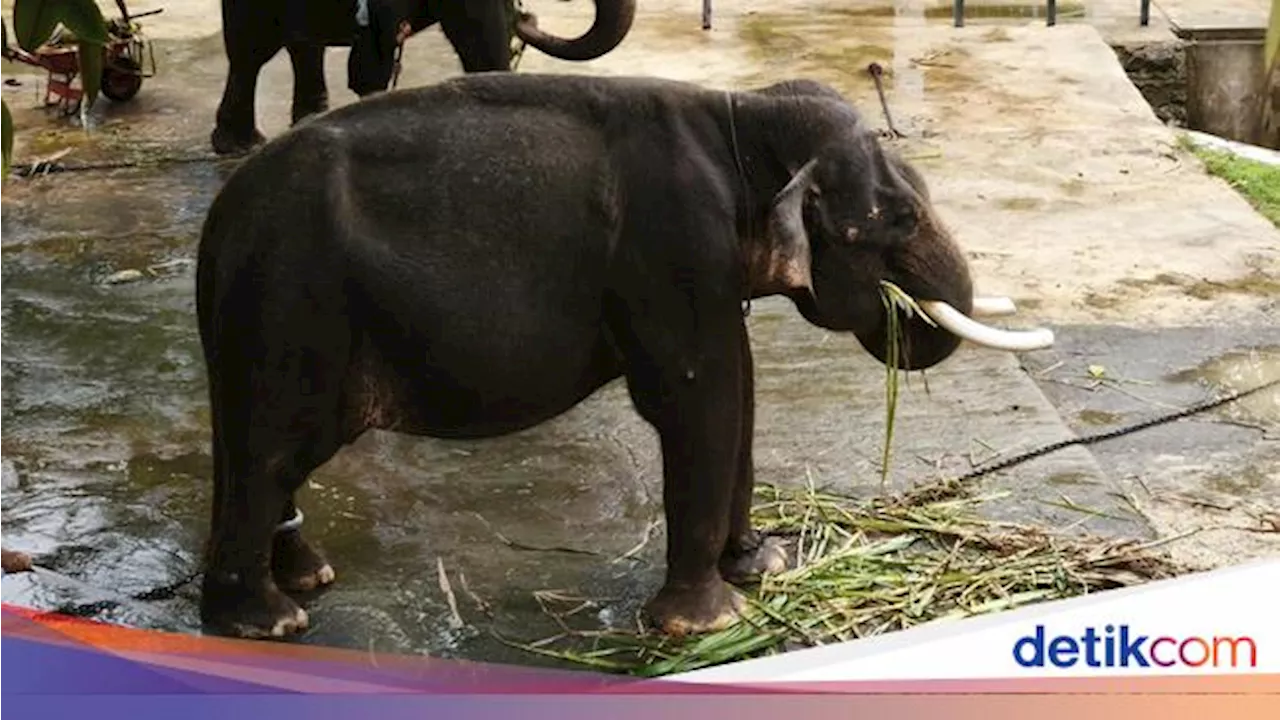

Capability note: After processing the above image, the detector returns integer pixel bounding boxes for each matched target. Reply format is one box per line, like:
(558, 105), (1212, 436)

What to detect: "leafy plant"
(2, 0), (110, 176)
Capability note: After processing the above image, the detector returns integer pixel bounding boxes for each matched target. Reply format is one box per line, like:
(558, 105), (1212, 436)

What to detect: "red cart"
(2, 0), (161, 116)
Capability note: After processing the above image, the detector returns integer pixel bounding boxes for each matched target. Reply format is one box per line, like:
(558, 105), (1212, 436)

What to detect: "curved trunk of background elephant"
(515, 0), (636, 62)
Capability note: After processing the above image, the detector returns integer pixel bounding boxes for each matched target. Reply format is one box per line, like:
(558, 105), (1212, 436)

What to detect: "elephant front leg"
(632, 331), (751, 637)
(440, 6), (513, 72)
(286, 43), (330, 125)
(718, 331), (789, 585)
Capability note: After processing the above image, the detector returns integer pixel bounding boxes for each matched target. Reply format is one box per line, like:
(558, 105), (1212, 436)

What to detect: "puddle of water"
(1046, 471), (1099, 486)
(1076, 409), (1124, 426)
(1202, 465), (1269, 496)
(1166, 346), (1280, 429)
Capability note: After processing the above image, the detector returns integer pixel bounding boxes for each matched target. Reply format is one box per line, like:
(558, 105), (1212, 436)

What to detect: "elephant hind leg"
(201, 428), (344, 638)
(212, 29), (282, 155)
(271, 494), (335, 594)
(287, 43), (330, 126)
(200, 295), (358, 638)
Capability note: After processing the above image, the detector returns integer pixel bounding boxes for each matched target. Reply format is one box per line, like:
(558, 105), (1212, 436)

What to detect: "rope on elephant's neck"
(948, 376), (1280, 484)
(724, 91), (754, 319)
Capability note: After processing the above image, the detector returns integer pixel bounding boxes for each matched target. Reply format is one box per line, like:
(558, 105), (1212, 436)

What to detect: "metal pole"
(1047, 0), (1056, 26)
(954, 0), (964, 28)
(1140, 0), (1150, 26)
(703, 0), (712, 30)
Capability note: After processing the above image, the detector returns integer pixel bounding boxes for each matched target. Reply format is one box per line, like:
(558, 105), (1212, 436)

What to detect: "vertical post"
(954, 0), (964, 28)
(703, 0), (712, 30)
(1140, 0), (1151, 26)
(1263, 0), (1280, 148)
(1047, 0), (1056, 26)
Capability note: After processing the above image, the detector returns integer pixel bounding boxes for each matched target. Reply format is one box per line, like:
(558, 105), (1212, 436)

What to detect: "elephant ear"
(762, 158), (820, 295)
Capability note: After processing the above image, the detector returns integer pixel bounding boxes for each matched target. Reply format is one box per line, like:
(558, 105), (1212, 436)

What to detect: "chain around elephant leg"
(506, 0), (527, 69)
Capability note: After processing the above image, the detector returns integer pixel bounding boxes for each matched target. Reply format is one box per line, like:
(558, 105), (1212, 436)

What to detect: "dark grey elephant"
(195, 73), (1052, 639)
(211, 0), (637, 155)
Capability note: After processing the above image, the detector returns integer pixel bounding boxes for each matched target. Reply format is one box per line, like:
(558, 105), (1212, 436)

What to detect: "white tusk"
(918, 300), (1055, 352)
(972, 296), (1018, 317)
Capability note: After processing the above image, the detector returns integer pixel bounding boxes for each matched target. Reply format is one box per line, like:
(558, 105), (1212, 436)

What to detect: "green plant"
(1187, 142), (1280, 227)
(2, 0), (110, 176)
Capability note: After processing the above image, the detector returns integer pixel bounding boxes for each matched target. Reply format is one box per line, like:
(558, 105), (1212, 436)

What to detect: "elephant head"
(750, 107), (1051, 370)
(514, 0), (637, 62)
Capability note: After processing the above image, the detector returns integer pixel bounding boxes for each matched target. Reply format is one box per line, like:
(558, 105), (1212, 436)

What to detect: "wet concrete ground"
(2, 0), (1277, 667)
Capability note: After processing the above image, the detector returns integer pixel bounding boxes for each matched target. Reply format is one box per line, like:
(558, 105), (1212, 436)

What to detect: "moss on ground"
(1184, 138), (1280, 227)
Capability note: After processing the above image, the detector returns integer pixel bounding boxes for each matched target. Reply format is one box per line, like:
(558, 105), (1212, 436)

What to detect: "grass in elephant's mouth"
(501, 481), (1187, 677)
(877, 280), (936, 486)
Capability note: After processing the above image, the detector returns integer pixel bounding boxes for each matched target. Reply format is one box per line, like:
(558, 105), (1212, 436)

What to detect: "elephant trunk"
(514, 0), (636, 62)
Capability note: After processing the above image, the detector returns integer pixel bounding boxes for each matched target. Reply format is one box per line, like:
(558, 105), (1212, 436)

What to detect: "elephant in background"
(211, 0), (637, 155)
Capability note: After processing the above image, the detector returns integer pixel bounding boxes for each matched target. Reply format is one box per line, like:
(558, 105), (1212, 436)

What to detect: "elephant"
(211, 0), (637, 155)
(195, 72), (1053, 639)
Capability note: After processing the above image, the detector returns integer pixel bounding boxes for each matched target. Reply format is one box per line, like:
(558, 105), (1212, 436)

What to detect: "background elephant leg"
(212, 31), (282, 155)
(440, 7), (511, 72)
(286, 43), (330, 125)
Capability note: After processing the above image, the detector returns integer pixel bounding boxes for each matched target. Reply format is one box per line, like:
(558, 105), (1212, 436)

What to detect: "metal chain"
(23, 381), (1279, 615)
(9, 151), (238, 177)
(508, 0), (528, 71)
(867, 62), (905, 139)
(950, 376), (1280, 483)
(26, 567), (201, 622)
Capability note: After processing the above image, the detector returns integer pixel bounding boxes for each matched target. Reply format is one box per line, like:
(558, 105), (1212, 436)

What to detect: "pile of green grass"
(507, 480), (1186, 677)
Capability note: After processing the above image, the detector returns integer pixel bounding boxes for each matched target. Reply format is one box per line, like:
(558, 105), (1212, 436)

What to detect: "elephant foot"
(1, 548), (33, 574)
(201, 572), (309, 640)
(644, 577), (745, 638)
(720, 533), (790, 586)
(291, 100), (329, 127)
(272, 530), (335, 593)
(211, 125), (266, 156)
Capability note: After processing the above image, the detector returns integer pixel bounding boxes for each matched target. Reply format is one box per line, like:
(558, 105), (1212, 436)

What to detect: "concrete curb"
(1184, 128), (1280, 165)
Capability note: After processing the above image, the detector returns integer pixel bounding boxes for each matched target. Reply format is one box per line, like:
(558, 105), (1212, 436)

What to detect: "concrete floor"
(1, 0), (1276, 663)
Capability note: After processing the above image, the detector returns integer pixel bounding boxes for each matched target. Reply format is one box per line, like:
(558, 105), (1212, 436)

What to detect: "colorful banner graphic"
(3, 559), (1277, 718)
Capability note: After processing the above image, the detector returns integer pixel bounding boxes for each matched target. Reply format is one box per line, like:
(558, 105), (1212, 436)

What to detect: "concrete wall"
(1184, 28), (1270, 147)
